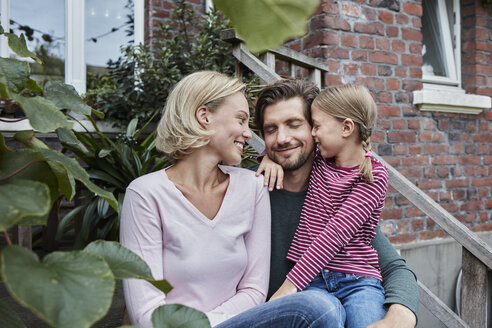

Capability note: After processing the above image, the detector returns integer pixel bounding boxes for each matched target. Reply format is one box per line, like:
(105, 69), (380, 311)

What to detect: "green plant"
(57, 114), (170, 248)
(86, 0), (236, 128)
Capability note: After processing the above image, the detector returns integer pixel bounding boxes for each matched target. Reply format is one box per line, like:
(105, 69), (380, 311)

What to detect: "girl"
(267, 83), (389, 328)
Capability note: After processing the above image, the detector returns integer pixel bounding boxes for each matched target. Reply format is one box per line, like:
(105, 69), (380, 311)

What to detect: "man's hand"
(269, 278), (297, 301)
(256, 155), (284, 191)
(366, 303), (416, 328)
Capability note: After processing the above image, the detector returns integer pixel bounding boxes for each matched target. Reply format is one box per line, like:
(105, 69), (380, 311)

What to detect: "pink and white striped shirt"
(286, 150), (389, 290)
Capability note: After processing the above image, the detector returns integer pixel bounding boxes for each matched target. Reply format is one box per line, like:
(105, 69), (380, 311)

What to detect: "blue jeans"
(215, 288), (344, 328)
(304, 270), (386, 328)
(216, 270), (385, 328)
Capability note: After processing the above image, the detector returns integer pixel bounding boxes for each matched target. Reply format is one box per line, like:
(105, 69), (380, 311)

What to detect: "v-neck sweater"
(120, 165), (271, 327)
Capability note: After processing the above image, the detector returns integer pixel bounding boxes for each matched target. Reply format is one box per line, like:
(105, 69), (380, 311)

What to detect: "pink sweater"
(287, 151), (388, 290)
(120, 165), (271, 327)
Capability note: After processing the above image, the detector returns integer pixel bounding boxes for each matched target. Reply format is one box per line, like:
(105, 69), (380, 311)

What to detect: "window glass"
(10, 0), (65, 85)
(85, 0), (132, 74)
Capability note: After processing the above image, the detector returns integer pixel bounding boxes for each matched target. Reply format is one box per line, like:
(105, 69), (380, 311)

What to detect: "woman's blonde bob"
(156, 71), (245, 159)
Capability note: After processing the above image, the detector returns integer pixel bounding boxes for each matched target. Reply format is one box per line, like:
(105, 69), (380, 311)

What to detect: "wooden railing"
(223, 29), (492, 328)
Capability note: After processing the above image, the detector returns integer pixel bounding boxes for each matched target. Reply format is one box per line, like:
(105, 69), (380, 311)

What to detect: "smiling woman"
(120, 71), (271, 328)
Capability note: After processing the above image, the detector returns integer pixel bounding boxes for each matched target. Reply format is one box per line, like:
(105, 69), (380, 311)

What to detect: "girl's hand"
(255, 155), (284, 191)
(269, 278), (297, 301)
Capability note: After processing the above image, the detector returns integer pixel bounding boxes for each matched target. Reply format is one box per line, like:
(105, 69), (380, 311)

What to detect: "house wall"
(148, 0), (492, 244)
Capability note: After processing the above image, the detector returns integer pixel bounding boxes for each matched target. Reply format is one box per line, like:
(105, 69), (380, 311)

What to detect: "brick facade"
(148, 0), (492, 244)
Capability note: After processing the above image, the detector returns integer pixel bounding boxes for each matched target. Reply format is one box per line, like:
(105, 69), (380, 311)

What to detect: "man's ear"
(341, 118), (356, 138)
(196, 106), (210, 129)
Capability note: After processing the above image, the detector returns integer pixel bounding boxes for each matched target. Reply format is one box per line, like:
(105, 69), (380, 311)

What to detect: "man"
(253, 79), (418, 328)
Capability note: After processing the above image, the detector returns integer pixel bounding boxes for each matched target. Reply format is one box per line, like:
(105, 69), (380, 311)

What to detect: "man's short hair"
(254, 79), (319, 136)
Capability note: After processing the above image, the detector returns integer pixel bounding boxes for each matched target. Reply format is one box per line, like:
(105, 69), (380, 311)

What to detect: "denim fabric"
(215, 288), (344, 328)
(304, 270), (386, 328)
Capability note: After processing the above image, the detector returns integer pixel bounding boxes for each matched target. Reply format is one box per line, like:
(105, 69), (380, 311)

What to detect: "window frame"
(0, 0), (144, 94)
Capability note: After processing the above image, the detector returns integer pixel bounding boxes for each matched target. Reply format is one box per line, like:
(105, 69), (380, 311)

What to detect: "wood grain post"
(12, 225), (32, 249)
(462, 247), (488, 327)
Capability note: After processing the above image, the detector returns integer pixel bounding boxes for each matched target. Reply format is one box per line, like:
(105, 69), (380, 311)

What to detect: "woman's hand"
(365, 304), (416, 328)
(269, 278), (297, 301)
(256, 155), (284, 191)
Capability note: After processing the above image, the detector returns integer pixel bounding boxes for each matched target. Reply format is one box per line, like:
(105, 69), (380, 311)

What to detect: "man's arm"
(371, 226), (419, 327)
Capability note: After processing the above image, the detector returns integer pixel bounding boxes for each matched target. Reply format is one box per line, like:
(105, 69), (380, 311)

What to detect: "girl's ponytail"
(359, 124), (374, 183)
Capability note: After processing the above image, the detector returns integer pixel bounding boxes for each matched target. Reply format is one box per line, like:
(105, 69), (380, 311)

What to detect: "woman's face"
(208, 92), (252, 165)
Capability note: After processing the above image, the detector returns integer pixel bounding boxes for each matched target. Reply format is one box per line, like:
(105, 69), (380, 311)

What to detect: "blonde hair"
(313, 84), (377, 183)
(156, 71), (245, 159)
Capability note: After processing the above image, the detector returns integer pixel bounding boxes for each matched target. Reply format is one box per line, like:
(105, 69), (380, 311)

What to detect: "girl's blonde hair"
(313, 84), (377, 183)
(156, 71), (245, 159)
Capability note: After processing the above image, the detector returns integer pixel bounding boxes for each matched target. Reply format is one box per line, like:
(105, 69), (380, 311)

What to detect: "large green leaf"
(0, 298), (27, 328)
(214, 0), (320, 53)
(44, 80), (92, 115)
(151, 304), (211, 328)
(0, 179), (51, 231)
(25, 78), (44, 94)
(13, 130), (50, 149)
(0, 57), (30, 95)
(0, 133), (10, 154)
(11, 94), (73, 133)
(57, 127), (90, 155)
(1, 246), (115, 328)
(0, 149), (59, 203)
(33, 148), (118, 211)
(4, 33), (41, 64)
(84, 240), (173, 293)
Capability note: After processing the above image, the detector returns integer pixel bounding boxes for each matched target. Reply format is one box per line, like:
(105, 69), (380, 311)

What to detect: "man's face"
(262, 97), (315, 171)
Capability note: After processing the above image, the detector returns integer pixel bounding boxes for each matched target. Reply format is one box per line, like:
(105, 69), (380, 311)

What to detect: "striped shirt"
(286, 150), (389, 290)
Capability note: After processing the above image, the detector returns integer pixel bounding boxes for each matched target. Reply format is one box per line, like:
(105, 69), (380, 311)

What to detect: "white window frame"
(414, 0), (490, 115)
(0, 0), (144, 95)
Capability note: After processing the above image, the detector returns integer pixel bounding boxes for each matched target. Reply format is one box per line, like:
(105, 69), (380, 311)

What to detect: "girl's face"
(311, 105), (346, 159)
(207, 92), (252, 165)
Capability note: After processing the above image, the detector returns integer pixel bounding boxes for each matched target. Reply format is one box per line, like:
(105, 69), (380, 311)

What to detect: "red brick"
(317, 1), (339, 14)
(397, 220), (410, 232)
(437, 167), (449, 178)
(386, 26), (399, 37)
(396, 14), (409, 25)
(408, 168), (421, 177)
(402, 28), (422, 42)
(419, 132), (445, 142)
(344, 62), (358, 75)
(392, 40), (405, 52)
(381, 208), (402, 220)
(342, 3), (359, 17)
(442, 203), (459, 213)
(409, 68), (422, 78)
(341, 35), (357, 47)
(369, 51), (398, 64)
(387, 79), (400, 90)
(362, 7), (377, 20)
(380, 223), (395, 235)
(472, 134), (492, 142)
(409, 43), (422, 54)
(389, 233), (417, 244)
(354, 22), (385, 35)
(486, 199), (492, 209)
(402, 54), (423, 66)
(458, 156), (481, 165)
(412, 17), (422, 28)
(420, 230), (445, 241)
(378, 92), (393, 103)
(324, 74), (343, 86)
(361, 63), (377, 76)
(324, 16), (351, 31)
(432, 155), (456, 165)
(471, 177), (492, 187)
(379, 11), (394, 24)
(323, 47), (350, 59)
(412, 219), (425, 231)
(395, 67), (407, 78)
(378, 105), (400, 117)
(423, 144), (436, 154)
(409, 145), (422, 154)
(446, 179), (468, 188)
(377, 118), (391, 129)
(403, 2), (423, 16)
(408, 119), (420, 130)
(401, 155), (429, 166)
(402, 80), (422, 91)
(359, 36), (375, 49)
(473, 223), (492, 232)
(461, 201), (483, 211)
(440, 191), (452, 201)
(354, 77), (385, 90)
(352, 50), (367, 61)
(416, 180), (442, 190)
(376, 38), (390, 50)
(423, 167), (436, 178)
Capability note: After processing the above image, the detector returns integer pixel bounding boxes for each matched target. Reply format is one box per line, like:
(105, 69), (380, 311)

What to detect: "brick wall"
(286, 0), (492, 244)
(147, 0), (492, 244)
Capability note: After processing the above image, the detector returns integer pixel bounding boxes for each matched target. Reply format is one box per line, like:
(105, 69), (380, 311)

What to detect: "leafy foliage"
(86, 0), (235, 128)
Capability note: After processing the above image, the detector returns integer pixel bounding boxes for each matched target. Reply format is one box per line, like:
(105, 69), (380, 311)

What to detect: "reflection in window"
(85, 0), (133, 74)
(10, 0), (65, 86)
(421, 0), (457, 82)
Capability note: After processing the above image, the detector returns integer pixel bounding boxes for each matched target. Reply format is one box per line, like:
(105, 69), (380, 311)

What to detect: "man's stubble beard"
(269, 143), (315, 172)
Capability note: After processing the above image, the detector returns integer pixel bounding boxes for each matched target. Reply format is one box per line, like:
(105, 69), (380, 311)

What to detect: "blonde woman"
(120, 71), (271, 327)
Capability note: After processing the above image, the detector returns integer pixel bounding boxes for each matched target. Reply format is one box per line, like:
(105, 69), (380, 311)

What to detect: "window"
(0, 0), (144, 94)
(413, 0), (490, 114)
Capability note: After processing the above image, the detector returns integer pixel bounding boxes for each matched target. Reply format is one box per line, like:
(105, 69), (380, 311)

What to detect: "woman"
(120, 71), (271, 327)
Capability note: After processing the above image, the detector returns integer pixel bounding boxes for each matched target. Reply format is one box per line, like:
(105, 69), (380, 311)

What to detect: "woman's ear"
(341, 118), (356, 137)
(196, 106), (210, 129)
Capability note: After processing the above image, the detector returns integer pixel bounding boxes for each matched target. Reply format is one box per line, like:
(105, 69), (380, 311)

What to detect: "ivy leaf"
(214, 0), (320, 53)
(4, 33), (42, 64)
(84, 240), (173, 293)
(11, 94), (73, 133)
(151, 304), (211, 328)
(1, 246), (114, 328)
(0, 58), (30, 95)
(0, 179), (51, 231)
(44, 80), (92, 115)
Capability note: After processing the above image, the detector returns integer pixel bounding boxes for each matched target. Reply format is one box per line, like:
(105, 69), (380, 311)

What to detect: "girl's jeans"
(305, 270), (387, 328)
(215, 270), (386, 328)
